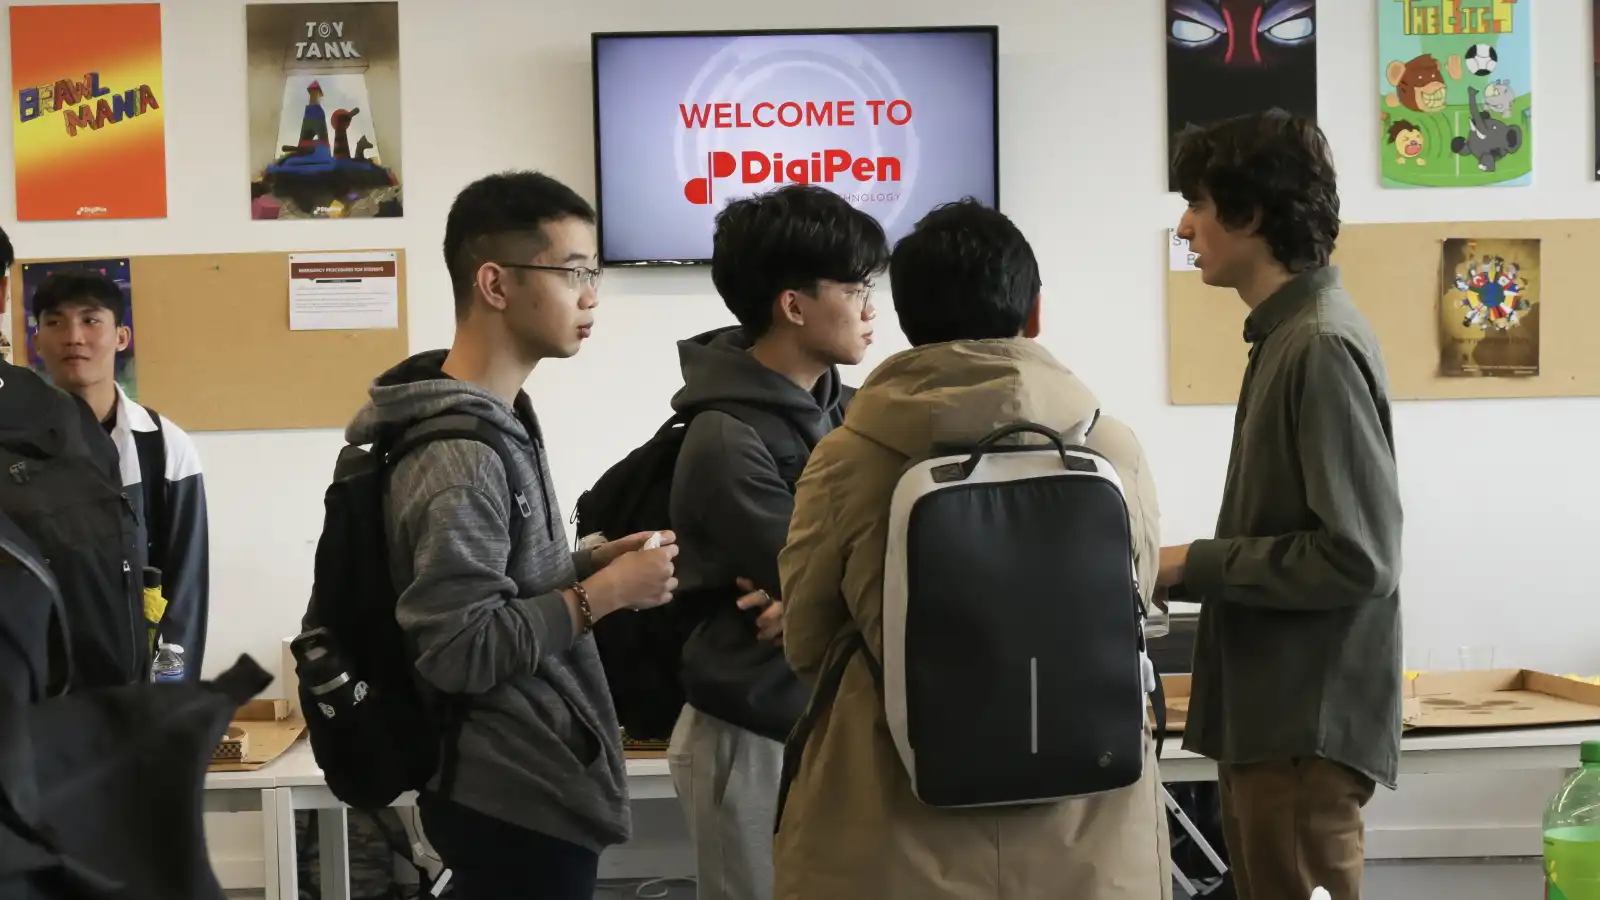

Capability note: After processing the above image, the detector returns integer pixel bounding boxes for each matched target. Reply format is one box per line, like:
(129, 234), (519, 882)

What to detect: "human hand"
(1156, 544), (1190, 588)
(734, 577), (784, 645)
(592, 530), (676, 569)
(584, 543), (679, 613)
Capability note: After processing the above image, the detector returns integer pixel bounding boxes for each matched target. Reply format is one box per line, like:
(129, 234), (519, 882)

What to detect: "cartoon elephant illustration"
(1450, 86), (1523, 172)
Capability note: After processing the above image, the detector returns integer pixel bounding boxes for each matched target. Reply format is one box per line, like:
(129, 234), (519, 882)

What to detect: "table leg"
(270, 788), (299, 900)
(260, 788), (279, 900)
(318, 805), (351, 900)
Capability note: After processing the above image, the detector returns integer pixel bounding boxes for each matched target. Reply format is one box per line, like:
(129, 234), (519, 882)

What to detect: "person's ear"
(0, 275), (10, 315)
(773, 290), (804, 328)
(475, 262), (511, 313)
(1023, 293), (1042, 339)
(116, 324), (131, 352)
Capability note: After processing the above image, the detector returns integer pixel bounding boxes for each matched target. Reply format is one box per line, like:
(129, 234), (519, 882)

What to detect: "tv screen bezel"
(589, 25), (1001, 268)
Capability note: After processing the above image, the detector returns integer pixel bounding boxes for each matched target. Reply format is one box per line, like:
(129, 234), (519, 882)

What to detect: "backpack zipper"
(120, 492), (142, 678)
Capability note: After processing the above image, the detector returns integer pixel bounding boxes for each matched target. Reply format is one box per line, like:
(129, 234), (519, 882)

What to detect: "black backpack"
(295, 413), (528, 811)
(0, 374), (146, 692)
(572, 401), (808, 742)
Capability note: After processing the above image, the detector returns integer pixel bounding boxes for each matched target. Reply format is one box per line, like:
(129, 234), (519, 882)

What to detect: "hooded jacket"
(773, 339), (1171, 900)
(344, 350), (628, 851)
(667, 326), (853, 600)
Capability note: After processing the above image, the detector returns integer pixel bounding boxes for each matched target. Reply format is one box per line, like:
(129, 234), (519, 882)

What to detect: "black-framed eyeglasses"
(495, 262), (603, 292)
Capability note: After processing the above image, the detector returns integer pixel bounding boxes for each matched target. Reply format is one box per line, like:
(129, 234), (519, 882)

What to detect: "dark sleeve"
(149, 424), (210, 679)
(1186, 334), (1403, 609)
(670, 412), (795, 595)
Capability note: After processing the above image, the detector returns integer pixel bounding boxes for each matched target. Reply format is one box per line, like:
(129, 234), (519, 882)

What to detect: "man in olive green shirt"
(1157, 111), (1404, 900)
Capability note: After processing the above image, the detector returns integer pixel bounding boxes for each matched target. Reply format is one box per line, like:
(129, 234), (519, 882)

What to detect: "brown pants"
(1218, 758), (1377, 900)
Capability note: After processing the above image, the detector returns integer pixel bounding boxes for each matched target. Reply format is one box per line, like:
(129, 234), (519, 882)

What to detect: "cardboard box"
(208, 698), (307, 772)
(1153, 670), (1600, 734)
(1403, 669), (1600, 731)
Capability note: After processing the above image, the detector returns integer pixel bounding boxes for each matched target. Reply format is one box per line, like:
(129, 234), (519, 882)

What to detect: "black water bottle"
(290, 628), (366, 720)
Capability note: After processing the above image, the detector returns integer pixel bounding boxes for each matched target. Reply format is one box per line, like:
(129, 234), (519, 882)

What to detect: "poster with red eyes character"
(1165, 1), (1318, 192)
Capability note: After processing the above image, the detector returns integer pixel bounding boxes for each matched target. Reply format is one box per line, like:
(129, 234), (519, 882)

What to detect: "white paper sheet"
(288, 251), (400, 331)
(1168, 230), (1199, 272)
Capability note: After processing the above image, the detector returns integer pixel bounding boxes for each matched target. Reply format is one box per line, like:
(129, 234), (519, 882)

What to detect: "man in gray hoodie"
(344, 171), (680, 898)
(666, 183), (888, 900)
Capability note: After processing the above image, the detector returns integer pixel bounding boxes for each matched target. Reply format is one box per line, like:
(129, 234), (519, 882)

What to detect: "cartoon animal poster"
(1380, 0), (1531, 188)
(20, 258), (139, 400)
(1438, 238), (1539, 377)
(9, 4), (167, 221)
(1165, 1), (1318, 192)
(245, 2), (403, 219)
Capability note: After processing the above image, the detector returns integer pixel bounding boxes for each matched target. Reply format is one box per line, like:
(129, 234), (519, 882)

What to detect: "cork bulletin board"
(10, 250), (408, 431)
(1165, 219), (1600, 405)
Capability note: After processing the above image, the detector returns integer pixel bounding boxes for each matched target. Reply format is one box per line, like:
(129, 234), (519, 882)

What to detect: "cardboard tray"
(208, 698), (307, 772)
(1153, 670), (1600, 735)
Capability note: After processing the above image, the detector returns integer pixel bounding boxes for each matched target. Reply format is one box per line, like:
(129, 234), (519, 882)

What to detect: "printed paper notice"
(289, 251), (399, 330)
(1168, 230), (1198, 271)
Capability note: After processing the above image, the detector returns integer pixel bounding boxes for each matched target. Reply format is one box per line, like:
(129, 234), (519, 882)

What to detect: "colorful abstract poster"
(1379, 0), (1531, 188)
(20, 258), (138, 400)
(1594, 0), (1599, 178)
(9, 4), (166, 221)
(246, 2), (403, 219)
(1438, 238), (1539, 377)
(1165, 1), (1318, 192)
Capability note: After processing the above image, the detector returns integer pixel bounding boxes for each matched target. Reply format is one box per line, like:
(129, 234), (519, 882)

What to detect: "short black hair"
(31, 270), (125, 325)
(710, 184), (889, 338)
(1171, 109), (1341, 273)
(442, 170), (596, 319)
(888, 198), (1040, 347)
(0, 225), (12, 276)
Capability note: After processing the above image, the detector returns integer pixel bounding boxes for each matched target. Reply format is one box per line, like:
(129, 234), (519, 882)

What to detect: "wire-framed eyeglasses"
(496, 262), (603, 292)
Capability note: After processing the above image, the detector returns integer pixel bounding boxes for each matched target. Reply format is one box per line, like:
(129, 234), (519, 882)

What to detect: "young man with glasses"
(343, 170), (680, 897)
(665, 183), (888, 900)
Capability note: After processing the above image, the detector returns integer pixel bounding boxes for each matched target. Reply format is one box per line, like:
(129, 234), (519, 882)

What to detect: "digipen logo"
(684, 149), (902, 205)
(683, 151), (738, 205)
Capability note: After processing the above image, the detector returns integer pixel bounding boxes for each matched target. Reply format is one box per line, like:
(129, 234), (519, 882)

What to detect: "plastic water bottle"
(151, 641), (185, 683)
(1544, 740), (1600, 899)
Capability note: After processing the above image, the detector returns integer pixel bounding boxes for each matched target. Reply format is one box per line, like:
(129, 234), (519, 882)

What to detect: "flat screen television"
(591, 26), (999, 266)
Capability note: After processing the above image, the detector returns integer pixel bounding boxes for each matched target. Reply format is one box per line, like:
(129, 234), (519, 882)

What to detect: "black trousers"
(417, 794), (599, 899)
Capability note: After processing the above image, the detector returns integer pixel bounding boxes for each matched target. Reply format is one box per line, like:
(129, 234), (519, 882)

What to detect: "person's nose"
(1176, 211), (1196, 242)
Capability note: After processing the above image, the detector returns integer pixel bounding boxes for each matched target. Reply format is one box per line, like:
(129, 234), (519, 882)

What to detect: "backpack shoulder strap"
(132, 407), (168, 574)
(386, 414), (531, 551)
(696, 401), (811, 489)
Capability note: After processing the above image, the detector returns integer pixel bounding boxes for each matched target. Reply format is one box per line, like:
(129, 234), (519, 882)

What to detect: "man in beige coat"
(774, 199), (1173, 900)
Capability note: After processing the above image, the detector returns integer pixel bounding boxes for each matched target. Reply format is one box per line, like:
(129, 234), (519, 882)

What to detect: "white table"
(215, 725), (1600, 900)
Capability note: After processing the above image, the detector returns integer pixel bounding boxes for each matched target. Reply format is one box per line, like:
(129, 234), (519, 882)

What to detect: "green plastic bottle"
(1544, 741), (1600, 900)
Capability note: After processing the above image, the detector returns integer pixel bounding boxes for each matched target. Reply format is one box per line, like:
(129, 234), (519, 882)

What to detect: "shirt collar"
(1243, 266), (1342, 344)
(111, 383), (158, 434)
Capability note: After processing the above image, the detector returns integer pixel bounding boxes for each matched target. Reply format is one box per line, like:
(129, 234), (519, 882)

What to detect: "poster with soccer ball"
(1378, 0), (1531, 188)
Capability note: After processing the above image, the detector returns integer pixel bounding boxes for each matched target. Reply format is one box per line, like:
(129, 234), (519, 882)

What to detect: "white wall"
(4, 0), (1595, 890)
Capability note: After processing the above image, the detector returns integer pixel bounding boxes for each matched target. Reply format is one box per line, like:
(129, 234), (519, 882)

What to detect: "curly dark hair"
(1171, 110), (1340, 273)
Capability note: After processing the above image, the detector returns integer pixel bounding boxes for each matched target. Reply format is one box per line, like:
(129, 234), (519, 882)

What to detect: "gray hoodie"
(344, 350), (629, 851)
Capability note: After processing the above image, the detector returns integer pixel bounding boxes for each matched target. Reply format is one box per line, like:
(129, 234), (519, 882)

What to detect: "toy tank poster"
(246, 2), (402, 219)
(1165, 1), (1318, 193)
(1438, 237), (1540, 377)
(1379, 0), (1531, 188)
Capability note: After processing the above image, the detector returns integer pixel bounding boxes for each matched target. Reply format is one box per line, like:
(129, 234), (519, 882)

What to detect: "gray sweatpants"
(667, 705), (784, 900)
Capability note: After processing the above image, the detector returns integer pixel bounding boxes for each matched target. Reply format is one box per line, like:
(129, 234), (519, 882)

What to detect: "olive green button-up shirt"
(1181, 265), (1405, 788)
